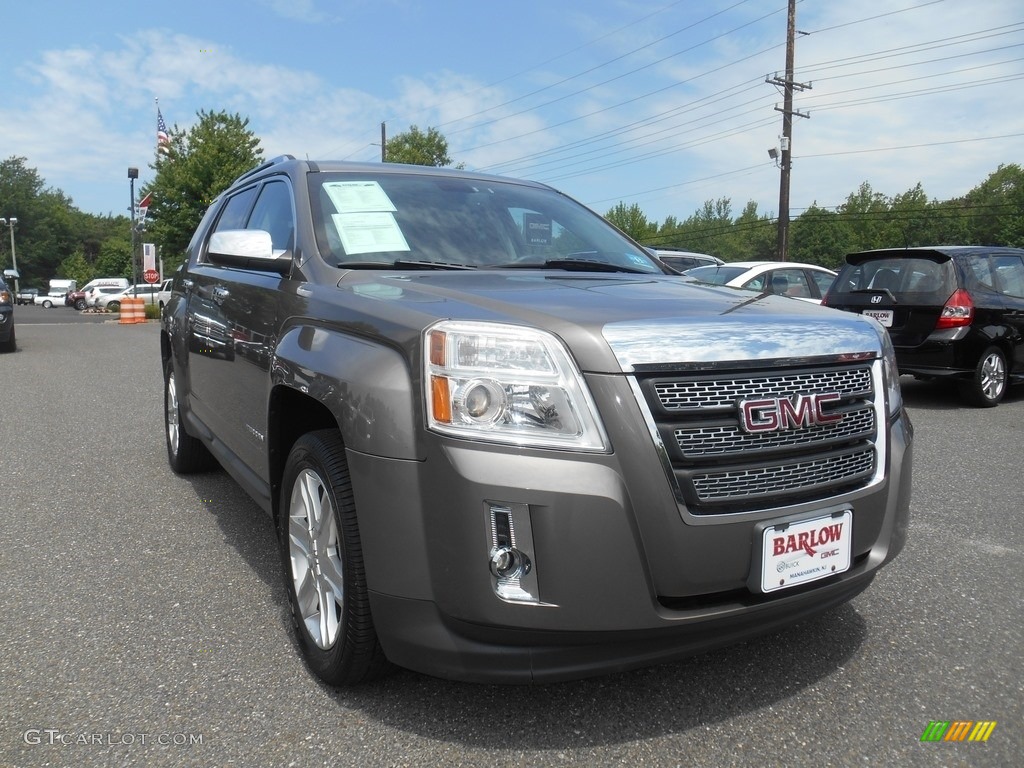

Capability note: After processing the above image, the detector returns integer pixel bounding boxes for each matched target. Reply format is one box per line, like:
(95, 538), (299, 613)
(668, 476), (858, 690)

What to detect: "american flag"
(157, 109), (171, 155)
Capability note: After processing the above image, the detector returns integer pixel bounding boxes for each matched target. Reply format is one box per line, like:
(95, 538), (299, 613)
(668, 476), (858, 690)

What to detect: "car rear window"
(684, 265), (748, 284)
(831, 256), (956, 302)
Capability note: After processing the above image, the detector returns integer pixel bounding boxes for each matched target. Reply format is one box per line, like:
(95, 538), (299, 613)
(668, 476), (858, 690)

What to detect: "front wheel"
(107, 301), (120, 312)
(279, 430), (387, 685)
(960, 346), (1007, 407)
(74, 298), (86, 310)
(42, 299), (53, 308)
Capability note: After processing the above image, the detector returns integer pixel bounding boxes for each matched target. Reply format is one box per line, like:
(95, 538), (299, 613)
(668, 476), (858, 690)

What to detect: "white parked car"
(86, 285), (128, 307)
(683, 261), (837, 304)
(98, 280), (173, 311)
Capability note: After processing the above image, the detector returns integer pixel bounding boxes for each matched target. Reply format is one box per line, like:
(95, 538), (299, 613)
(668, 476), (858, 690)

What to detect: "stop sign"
(143, 268), (160, 284)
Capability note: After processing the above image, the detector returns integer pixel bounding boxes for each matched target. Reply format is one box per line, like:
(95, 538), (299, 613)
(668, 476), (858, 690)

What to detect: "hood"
(337, 271), (884, 373)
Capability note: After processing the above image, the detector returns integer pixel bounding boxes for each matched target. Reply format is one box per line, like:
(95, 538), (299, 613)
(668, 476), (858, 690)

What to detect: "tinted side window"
(215, 186), (259, 233)
(992, 255), (1024, 298)
(247, 181), (294, 253)
(963, 256), (996, 291)
(780, 269), (812, 298)
(810, 270), (835, 295)
(744, 273), (767, 291)
(198, 186), (259, 265)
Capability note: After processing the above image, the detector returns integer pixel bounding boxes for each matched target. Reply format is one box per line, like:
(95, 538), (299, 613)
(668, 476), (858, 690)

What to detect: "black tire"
(74, 298), (86, 310)
(960, 346), (1007, 407)
(42, 299), (52, 308)
(0, 326), (15, 353)
(279, 430), (388, 686)
(107, 301), (120, 312)
(163, 360), (218, 473)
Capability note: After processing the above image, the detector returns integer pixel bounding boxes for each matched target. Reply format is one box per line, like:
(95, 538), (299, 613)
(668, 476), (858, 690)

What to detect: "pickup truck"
(16, 288), (38, 305)
(161, 157), (913, 686)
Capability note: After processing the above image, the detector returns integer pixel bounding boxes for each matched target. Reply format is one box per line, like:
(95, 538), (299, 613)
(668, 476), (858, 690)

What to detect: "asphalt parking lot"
(1, 321), (1020, 768)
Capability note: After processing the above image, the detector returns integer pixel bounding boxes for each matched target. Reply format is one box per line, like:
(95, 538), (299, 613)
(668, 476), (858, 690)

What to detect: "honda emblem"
(870, 295), (883, 304)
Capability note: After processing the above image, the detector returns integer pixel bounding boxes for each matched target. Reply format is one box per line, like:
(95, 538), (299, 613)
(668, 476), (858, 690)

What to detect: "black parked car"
(0, 277), (15, 352)
(823, 246), (1024, 406)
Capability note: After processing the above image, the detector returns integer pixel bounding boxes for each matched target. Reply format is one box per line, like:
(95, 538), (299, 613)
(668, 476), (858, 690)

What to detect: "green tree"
(790, 204), (852, 267)
(960, 164), (1024, 246)
(727, 201), (776, 262)
(142, 110), (263, 270)
(384, 125), (457, 167)
(605, 202), (654, 242)
(58, 250), (92, 286)
(94, 233), (133, 279)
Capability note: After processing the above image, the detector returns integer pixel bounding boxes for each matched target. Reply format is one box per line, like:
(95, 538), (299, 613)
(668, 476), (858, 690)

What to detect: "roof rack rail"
(230, 154), (296, 187)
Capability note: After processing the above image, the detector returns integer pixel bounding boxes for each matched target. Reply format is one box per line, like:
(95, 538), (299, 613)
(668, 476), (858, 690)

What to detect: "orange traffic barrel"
(117, 297), (133, 324)
(131, 297), (146, 324)
(118, 297), (144, 324)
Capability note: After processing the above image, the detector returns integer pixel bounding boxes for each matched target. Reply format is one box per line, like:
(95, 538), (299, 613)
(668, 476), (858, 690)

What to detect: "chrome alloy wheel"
(979, 350), (1006, 402)
(288, 469), (345, 650)
(166, 371), (181, 455)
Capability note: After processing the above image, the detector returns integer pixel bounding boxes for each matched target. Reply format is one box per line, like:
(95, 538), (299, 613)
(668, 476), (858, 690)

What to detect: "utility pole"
(128, 168), (138, 294)
(766, 0), (810, 261)
(381, 122), (387, 162)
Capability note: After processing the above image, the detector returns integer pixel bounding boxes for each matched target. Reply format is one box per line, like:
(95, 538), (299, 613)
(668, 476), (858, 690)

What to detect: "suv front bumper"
(347, 409), (912, 684)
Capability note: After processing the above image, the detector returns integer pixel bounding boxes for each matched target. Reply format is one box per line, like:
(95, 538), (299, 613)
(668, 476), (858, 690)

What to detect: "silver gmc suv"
(160, 156), (913, 685)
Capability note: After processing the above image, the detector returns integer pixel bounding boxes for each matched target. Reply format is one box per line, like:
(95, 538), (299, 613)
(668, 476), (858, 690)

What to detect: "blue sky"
(2, 0), (1022, 227)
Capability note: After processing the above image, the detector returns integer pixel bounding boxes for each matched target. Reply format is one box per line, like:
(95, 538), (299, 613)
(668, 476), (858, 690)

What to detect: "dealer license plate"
(759, 511), (852, 593)
(862, 309), (893, 327)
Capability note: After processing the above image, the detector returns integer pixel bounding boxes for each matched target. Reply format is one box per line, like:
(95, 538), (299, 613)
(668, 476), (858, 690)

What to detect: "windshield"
(308, 172), (664, 273)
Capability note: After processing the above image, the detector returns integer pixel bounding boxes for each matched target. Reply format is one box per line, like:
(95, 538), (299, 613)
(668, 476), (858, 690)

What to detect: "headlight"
(879, 330), (903, 418)
(425, 320), (609, 451)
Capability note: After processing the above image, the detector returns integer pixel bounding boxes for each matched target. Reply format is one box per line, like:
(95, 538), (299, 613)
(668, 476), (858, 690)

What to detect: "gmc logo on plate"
(739, 393), (843, 433)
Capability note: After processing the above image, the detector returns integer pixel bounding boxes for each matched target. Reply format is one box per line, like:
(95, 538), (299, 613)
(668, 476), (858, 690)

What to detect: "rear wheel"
(42, 299), (53, 308)
(0, 326), (15, 353)
(163, 361), (217, 473)
(74, 298), (86, 310)
(279, 430), (388, 685)
(960, 346), (1007, 407)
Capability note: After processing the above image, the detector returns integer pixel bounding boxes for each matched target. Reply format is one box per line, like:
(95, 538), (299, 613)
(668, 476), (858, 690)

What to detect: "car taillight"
(935, 289), (973, 329)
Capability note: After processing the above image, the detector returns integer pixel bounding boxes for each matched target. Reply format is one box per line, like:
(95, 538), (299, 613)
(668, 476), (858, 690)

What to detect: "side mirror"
(207, 229), (291, 274)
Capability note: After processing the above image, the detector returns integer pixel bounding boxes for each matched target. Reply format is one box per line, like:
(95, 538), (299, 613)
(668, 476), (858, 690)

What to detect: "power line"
(583, 131), (1021, 213)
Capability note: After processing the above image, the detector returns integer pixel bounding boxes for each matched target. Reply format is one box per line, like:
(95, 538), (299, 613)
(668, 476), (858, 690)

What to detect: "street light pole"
(0, 217), (18, 293)
(128, 168), (138, 295)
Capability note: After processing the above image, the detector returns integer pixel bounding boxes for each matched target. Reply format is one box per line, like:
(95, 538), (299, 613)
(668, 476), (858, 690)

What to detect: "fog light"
(486, 503), (540, 603)
(489, 545), (531, 579)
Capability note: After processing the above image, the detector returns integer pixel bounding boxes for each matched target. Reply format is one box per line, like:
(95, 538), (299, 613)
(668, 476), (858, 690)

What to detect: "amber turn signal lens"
(431, 375), (451, 424)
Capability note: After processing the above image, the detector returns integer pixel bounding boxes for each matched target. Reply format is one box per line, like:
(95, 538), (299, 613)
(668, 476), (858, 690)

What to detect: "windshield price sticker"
(760, 511), (852, 593)
(863, 309), (893, 327)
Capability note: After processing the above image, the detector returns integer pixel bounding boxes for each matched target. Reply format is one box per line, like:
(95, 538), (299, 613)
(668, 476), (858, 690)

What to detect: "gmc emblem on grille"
(738, 393), (843, 433)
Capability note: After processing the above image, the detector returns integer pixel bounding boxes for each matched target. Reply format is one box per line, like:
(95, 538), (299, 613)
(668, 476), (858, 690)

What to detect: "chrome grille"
(675, 405), (875, 457)
(639, 362), (879, 514)
(691, 448), (876, 501)
(655, 367), (872, 410)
